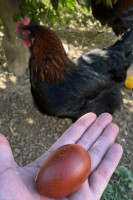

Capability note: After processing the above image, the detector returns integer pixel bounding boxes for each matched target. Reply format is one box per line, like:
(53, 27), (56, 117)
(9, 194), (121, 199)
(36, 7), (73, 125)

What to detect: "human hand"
(0, 113), (123, 200)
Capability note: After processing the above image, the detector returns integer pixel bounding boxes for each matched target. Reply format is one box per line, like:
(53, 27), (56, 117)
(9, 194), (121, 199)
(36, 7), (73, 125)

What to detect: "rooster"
(89, 0), (133, 35)
(16, 17), (133, 121)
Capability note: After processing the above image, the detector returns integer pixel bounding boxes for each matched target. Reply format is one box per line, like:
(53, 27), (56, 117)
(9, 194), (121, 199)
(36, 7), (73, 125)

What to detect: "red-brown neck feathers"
(31, 26), (75, 83)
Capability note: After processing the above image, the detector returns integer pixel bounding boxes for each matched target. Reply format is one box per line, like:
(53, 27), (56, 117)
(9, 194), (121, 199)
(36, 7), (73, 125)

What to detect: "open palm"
(0, 113), (123, 200)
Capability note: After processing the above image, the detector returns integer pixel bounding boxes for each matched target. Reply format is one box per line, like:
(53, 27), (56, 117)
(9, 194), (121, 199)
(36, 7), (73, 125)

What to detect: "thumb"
(0, 134), (15, 173)
(0, 135), (32, 200)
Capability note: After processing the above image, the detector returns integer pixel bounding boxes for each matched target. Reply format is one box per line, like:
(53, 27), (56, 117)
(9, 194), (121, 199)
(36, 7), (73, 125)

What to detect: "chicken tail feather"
(112, 28), (133, 58)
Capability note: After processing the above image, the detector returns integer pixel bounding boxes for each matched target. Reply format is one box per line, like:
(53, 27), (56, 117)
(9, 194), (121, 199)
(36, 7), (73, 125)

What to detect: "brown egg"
(36, 144), (91, 198)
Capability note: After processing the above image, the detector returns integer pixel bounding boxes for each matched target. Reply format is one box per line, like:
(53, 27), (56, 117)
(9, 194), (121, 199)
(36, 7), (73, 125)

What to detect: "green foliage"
(50, 0), (59, 10)
(101, 166), (133, 200)
(85, 0), (118, 8)
(18, 0), (119, 27)
(95, 0), (117, 7)
(1, 0), (119, 27)
(17, 0), (93, 27)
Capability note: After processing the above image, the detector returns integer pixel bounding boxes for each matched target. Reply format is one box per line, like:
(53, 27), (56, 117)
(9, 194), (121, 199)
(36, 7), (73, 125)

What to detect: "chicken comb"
(16, 17), (30, 32)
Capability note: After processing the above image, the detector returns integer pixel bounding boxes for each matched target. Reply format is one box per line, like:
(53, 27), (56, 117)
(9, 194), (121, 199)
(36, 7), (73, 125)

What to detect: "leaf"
(85, 0), (92, 9)
(50, 0), (59, 10)
(101, 166), (133, 200)
(76, 0), (84, 5)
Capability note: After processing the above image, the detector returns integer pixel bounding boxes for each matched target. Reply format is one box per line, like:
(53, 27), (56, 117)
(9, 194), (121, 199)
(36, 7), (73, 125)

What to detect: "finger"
(89, 144), (123, 199)
(89, 123), (119, 172)
(0, 168), (33, 200)
(0, 134), (16, 173)
(50, 112), (97, 150)
(31, 113), (97, 167)
(68, 180), (91, 200)
(77, 113), (112, 150)
(0, 135), (31, 200)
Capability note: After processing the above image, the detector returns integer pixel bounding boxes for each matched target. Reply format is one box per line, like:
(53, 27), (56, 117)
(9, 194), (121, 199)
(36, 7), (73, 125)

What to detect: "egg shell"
(36, 144), (91, 198)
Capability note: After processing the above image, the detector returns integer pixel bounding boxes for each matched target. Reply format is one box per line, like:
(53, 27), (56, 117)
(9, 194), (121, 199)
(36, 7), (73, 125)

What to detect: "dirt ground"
(0, 24), (133, 174)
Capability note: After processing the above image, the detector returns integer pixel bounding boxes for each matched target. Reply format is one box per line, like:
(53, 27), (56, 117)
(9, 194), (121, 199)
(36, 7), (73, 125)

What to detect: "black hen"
(89, 0), (133, 35)
(17, 18), (133, 121)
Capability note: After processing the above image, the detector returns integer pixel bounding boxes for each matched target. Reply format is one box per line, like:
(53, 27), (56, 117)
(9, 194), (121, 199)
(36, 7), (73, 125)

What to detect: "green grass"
(101, 166), (133, 200)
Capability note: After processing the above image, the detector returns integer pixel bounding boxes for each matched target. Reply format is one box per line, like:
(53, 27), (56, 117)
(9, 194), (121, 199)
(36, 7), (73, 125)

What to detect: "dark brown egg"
(36, 144), (91, 198)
